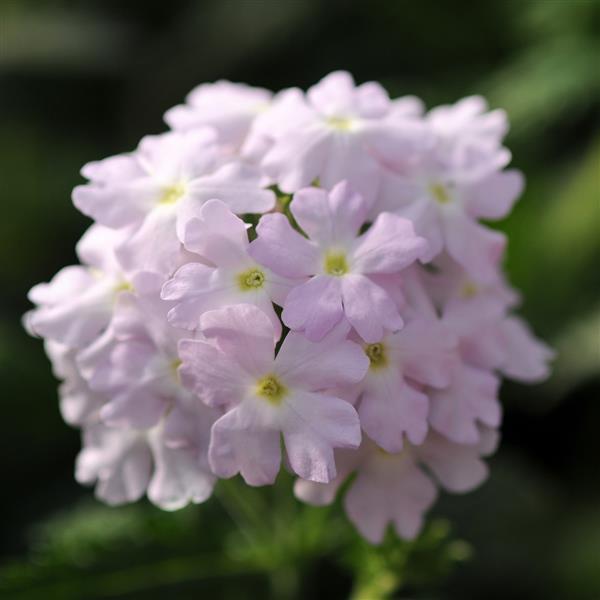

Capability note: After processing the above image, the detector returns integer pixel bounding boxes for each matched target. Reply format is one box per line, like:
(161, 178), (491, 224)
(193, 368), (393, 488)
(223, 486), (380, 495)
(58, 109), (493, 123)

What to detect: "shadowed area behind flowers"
(0, 1), (599, 598)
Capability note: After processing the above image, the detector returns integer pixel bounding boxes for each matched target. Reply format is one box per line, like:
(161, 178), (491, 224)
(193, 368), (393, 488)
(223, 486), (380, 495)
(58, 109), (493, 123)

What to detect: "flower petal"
(282, 275), (344, 341)
(290, 181), (369, 245)
(282, 390), (361, 483)
(186, 162), (275, 215)
(429, 364), (502, 444)
(359, 370), (429, 452)
(464, 169), (524, 220)
(178, 198), (249, 265)
(199, 304), (275, 374)
(352, 212), (428, 274)
(249, 213), (320, 278)
(344, 449), (436, 543)
(209, 403), (281, 486)
(275, 323), (368, 389)
(341, 274), (403, 343)
(416, 431), (490, 493)
(443, 213), (506, 284)
(178, 339), (248, 407)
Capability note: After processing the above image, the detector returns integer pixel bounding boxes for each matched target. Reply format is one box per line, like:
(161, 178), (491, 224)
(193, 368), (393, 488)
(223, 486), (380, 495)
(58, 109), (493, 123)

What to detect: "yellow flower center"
(170, 359), (182, 384)
(255, 374), (286, 405)
(460, 280), (479, 298)
(326, 116), (354, 131)
(324, 252), (349, 277)
(429, 183), (451, 204)
(159, 183), (186, 205)
(365, 342), (388, 371)
(237, 268), (266, 291)
(114, 280), (134, 294)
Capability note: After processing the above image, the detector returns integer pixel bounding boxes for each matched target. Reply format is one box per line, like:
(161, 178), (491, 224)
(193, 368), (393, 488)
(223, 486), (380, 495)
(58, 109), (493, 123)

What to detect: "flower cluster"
(25, 72), (553, 543)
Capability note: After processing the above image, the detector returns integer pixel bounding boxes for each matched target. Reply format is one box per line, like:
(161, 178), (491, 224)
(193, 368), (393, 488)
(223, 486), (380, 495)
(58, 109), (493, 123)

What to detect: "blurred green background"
(1, 1), (599, 598)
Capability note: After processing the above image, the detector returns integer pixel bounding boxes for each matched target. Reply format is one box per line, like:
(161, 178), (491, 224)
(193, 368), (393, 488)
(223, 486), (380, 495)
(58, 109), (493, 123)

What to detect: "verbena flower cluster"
(25, 72), (553, 543)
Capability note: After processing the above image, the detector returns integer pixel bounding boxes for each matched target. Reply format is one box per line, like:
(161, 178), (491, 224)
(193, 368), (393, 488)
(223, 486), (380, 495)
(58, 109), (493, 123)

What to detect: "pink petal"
(293, 447), (360, 506)
(100, 387), (167, 429)
(148, 431), (216, 509)
(307, 71), (357, 117)
(429, 364), (502, 444)
(282, 390), (361, 483)
(178, 339), (248, 407)
(116, 205), (183, 276)
(359, 370), (429, 452)
(282, 275), (344, 341)
(26, 270), (116, 348)
(72, 180), (158, 228)
(186, 162), (275, 215)
(209, 403), (281, 486)
(391, 317), (458, 387)
(319, 134), (381, 205)
(416, 431), (490, 493)
(352, 212), (428, 274)
(261, 125), (331, 193)
(443, 213), (506, 284)
(199, 304), (275, 375)
(344, 450), (436, 543)
(249, 213), (320, 278)
(290, 181), (369, 245)
(361, 119), (433, 169)
(464, 169), (524, 220)
(498, 316), (554, 382)
(178, 198), (249, 264)
(341, 274), (403, 343)
(75, 425), (152, 506)
(275, 323), (368, 389)
(162, 263), (233, 330)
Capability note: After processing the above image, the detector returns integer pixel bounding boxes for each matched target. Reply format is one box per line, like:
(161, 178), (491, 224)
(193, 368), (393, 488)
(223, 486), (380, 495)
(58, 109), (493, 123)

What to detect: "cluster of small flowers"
(25, 72), (553, 543)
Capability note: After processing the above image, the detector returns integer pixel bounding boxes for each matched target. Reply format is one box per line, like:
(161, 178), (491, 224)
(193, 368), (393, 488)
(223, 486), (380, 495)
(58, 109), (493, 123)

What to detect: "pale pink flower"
(295, 428), (498, 543)
(377, 97), (523, 282)
(76, 401), (217, 510)
(427, 96), (510, 178)
(424, 256), (554, 382)
(24, 225), (131, 348)
(251, 71), (431, 202)
(76, 423), (153, 506)
(428, 363), (502, 445)
(44, 340), (105, 427)
(78, 272), (199, 431)
(23, 73), (553, 543)
(164, 80), (272, 152)
(345, 315), (457, 453)
(162, 199), (296, 336)
(249, 181), (428, 342)
(178, 304), (368, 484)
(73, 129), (275, 274)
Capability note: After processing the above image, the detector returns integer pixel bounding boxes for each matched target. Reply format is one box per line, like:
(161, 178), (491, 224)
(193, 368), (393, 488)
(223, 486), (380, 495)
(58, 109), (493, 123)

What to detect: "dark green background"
(1, 1), (599, 598)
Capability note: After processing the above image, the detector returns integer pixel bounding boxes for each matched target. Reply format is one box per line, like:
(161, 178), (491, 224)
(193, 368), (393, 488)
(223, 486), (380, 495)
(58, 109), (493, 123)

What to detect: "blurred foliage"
(1, 0), (599, 598)
(0, 475), (469, 599)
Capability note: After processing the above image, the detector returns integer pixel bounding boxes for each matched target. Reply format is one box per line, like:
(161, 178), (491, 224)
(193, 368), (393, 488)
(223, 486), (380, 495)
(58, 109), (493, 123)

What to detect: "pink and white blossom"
(250, 181), (428, 342)
(162, 199), (295, 336)
(295, 428), (498, 543)
(73, 129), (275, 275)
(25, 72), (553, 545)
(250, 71), (432, 202)
(178, 304), (368, 484)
